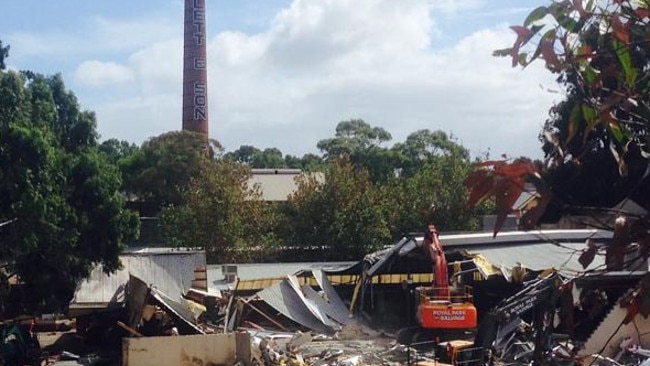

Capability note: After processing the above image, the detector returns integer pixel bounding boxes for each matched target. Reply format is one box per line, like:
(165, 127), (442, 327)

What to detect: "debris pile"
(249, 330), (412, 366)
(19, 226), (650, 365)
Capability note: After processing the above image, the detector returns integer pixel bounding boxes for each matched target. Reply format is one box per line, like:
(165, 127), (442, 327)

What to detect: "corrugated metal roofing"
(287, 275), (335, 328)
(301, 284), (353, 326)
(213, 230), (616, 293)
(319, 229), (617, 280)
(256, 276), (333, 334)
(208, 262), (355, 290)
(312, 270), (353, 322)
(466, 242), (608, 276)
(439, 229), (612, 248)
(71, 250), (206, 311)
(149, 286), (204, 334)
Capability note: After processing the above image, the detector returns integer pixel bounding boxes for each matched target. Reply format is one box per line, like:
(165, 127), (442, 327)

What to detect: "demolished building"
(58, 227), (650, 366)
(214, 228), (650, 365)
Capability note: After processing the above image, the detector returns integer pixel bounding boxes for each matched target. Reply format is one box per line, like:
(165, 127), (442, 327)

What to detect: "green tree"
(385, 156), (482, 235)
(0, 65), (138, 312)
(160, 157), (280, 263)
(123, 131), (216, 213)
(224, 145), (261, 166)
(225, 145), (295, 168)
(284, 153), (324, 171)
(46, 74), (98, 152)
(286, 158), (392, 260)
(99, 138), (140, 166)
(392, 129), (469, 178)
(318, 119), (398, 182)
(317, 119), (392, 158)
(0, 41), (8, 71)
(252, 148), (284, 168)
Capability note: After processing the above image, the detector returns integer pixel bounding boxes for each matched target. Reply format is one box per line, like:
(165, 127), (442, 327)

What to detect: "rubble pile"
(249, 331), (411, 366)
(16, 227), (650, 365)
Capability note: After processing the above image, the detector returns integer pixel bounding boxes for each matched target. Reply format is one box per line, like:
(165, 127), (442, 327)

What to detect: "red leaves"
(465, 160), (541, 236)
(636, 8), (650, 21)
(511, 25), (534, 40)
(540, 36), (561, 71)
(572, 0), (589, 19)
(519, 192), (552, 231)
(612, 16), (630, 44)
(510, 26), (536, 67)
(467, 169), (492, 208)
(618, 220), (650, 323)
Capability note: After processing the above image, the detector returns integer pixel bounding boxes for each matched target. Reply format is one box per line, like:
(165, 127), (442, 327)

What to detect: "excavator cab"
(416, 285), (477, 329)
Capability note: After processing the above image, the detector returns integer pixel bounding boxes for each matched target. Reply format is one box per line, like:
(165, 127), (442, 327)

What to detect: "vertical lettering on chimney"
(182, 0), (209, 136)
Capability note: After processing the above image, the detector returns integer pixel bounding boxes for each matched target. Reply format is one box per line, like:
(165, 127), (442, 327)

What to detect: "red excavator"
(416, 224), (477, 330)
(399, 225), (478, 345)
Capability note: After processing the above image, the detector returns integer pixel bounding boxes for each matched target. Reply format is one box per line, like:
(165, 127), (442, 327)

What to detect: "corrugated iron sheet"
(300, 285), (353, 326)
(256, 277), (333, 334)
(71, 250), (206, 312)
(149, 286), (204, 335)
(286, 275), (335, 329)
(312, 269), (354, 324)
(325, 229), (613, 277)
(467, 242), (606, 275)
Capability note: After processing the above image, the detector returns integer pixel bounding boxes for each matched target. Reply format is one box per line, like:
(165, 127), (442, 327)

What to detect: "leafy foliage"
(286, 158), (392, 260)
(99, 138), (140, 165)
(471, 0), (650, 236)
(317, 119), (392, 158)
(394, 129), (469, 178)
(225, 145), (325, 171)
(0, 67), (138, 313)
(0, 41), (8, 71)
(160, 157), (280, 263)
(469, 2), (650, 318)
(317, 119), (399, 182)
(387, 155), (483, 235)
(496, 0), (650, 172)
(465, 158), (548, 236)
(122, 131), (217, 213)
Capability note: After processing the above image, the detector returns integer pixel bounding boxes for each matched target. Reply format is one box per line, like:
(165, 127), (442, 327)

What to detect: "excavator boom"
(424, 225), (450, 298)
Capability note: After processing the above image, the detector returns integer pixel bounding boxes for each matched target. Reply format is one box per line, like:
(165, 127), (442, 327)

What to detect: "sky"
(1, 0), (561, 159)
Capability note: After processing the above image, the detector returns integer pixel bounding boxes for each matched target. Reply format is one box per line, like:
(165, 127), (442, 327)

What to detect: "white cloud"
(128, 39), (183, 94)
(262, 0), (434, 72)
(75, 60), (134, 86)
(81, 0), (560, 159)
(7, 31), (78, 57)
(429, 0), (482, 14)
(91, 16), (179, 52)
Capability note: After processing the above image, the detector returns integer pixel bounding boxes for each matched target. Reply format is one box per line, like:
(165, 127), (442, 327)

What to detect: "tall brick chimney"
(182, 0), (209, 136)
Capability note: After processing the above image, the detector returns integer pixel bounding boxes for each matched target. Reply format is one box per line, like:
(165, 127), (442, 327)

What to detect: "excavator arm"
(423, 224), (450, 299)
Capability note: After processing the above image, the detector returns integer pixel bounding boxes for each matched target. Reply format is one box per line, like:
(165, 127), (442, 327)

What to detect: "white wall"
(123, 333), (251, 366)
